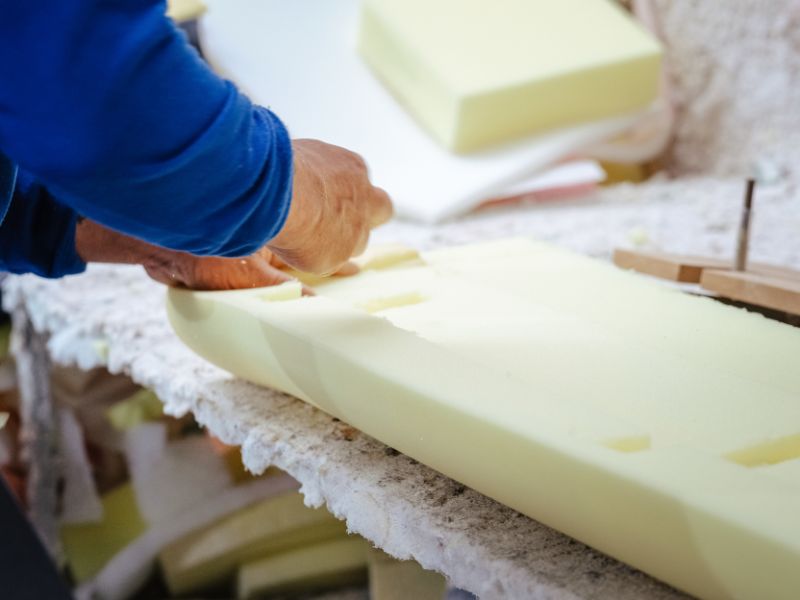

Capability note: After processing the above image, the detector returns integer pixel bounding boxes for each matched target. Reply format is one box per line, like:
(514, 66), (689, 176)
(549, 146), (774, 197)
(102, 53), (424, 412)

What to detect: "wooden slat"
(613, 248), (800, 285)
(612, 249), (729, 283)
(700, 270), (800, 315)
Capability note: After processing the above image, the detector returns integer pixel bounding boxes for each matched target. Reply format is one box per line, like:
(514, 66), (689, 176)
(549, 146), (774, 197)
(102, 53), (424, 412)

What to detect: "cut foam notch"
(358, 292), (427, 314)
(601, 435), (651, 453)
(725, 434), (800, 467)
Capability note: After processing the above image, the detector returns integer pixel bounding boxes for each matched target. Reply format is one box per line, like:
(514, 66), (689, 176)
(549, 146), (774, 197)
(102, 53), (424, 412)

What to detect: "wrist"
(75, 219), (183, 271)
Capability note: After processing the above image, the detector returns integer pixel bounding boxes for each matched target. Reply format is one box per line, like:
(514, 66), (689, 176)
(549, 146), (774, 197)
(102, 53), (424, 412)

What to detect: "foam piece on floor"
(368, 548), (446, 600)
(358, 0), (661, 152)
(61, 484), (147, 583)
(160, 491), (347, 594)
(237, 537), (369, 599)
(167, 0), (206, 22)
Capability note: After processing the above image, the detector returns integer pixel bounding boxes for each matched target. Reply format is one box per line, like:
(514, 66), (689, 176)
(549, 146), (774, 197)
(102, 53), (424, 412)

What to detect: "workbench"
(6, 175), (800, 599)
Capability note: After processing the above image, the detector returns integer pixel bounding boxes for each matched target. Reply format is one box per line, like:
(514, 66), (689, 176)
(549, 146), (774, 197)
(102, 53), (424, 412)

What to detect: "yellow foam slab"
(168, 239), (800, 600)
(237, 537), (368, 599)
(358, 0), (661, 152)
(159, 491), (346, 594)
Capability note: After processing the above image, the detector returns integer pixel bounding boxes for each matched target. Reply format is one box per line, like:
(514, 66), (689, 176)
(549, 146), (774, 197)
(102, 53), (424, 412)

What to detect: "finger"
(351, 226), (370, 259)
(267, 252), (291, 270)
(189, 257), (299, 291)
(333, 261), (360, 277)
(367, 186), (394, 228)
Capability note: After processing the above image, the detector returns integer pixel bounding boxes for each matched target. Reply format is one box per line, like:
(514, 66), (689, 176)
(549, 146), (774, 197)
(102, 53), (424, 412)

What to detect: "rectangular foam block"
(159, 491), (347, 594)
(358, 0), (661, 152)
(237, 537), (368, 599)
(168, 239), (800, 600)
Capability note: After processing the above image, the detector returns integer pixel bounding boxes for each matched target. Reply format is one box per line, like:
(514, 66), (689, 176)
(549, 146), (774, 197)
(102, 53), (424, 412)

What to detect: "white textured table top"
(6, 174), (800, 599)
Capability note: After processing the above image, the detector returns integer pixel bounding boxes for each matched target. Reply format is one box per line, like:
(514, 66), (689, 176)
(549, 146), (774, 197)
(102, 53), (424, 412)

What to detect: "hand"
(75, 220), (351, 292)
(267, 139), (393, 275)
(143, 246), (301, 291)
(74, 139), (391, 290)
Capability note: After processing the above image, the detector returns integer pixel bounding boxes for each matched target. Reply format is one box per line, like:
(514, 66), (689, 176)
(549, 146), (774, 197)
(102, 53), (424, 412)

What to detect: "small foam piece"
(368, 548), (446, 600)
(159, 491), (348, 594)
(358, 0), (661, 152)
(106, 389), (164, 431)
(0, 412), (7, 430)
(167, 0), (206, 22)
(237, 537), (369, 599)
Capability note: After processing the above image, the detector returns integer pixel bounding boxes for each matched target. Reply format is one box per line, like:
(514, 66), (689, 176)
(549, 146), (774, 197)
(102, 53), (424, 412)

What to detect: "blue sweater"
(0, 0), (293, 278)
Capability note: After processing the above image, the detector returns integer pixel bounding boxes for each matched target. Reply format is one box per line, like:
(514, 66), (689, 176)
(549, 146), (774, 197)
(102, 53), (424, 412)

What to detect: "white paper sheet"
(199, 0), (641, 223)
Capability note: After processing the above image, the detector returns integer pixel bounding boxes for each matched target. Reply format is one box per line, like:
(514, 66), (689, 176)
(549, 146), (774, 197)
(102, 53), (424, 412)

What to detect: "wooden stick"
(734, 179), (755, 271)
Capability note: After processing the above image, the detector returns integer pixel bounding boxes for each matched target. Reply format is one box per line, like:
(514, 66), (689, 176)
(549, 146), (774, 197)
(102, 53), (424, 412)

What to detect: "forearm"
(74, 219), (181, 273)
(0, 0), (292, 258)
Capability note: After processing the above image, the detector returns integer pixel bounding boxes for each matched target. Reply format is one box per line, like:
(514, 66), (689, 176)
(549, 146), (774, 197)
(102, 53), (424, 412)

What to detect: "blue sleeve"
(0, 0), (293, 261)
(0, 168), (85, 278)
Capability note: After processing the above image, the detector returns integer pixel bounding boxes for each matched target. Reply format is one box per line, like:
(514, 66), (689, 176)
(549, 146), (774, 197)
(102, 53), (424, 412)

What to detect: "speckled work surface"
(5, 1), (800, 597)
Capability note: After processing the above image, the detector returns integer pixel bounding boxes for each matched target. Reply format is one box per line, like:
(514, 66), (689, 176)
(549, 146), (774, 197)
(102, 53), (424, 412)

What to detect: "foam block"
(169, 239), (800, 600)
(358, 0), (661, 152)
(237, 537), (368, 598)
(159, 491), (347, 594)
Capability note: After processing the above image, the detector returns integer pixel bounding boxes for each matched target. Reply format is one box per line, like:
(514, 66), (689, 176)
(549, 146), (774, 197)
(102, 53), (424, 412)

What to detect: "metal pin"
(734, 178), (756, 272)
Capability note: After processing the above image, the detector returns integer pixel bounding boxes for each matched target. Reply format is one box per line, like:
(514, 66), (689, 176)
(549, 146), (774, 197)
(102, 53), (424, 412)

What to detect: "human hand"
(75, 220), (309, 291)
(266, 139), (393, 275)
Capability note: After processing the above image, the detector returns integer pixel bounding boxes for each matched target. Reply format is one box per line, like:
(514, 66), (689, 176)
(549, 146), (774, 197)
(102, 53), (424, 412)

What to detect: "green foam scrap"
(60, 483), (148, 583)
(106, 389), (164, 431)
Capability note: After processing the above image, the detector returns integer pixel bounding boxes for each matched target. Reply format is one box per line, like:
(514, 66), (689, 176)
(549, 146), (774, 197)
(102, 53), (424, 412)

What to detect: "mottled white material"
(6, 173), (800, 599)
(5, 1), (800, 597)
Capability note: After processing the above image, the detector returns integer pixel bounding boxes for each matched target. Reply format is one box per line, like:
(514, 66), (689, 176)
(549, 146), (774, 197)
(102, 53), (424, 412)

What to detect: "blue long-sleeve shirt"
(0, 0), (293, 278)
